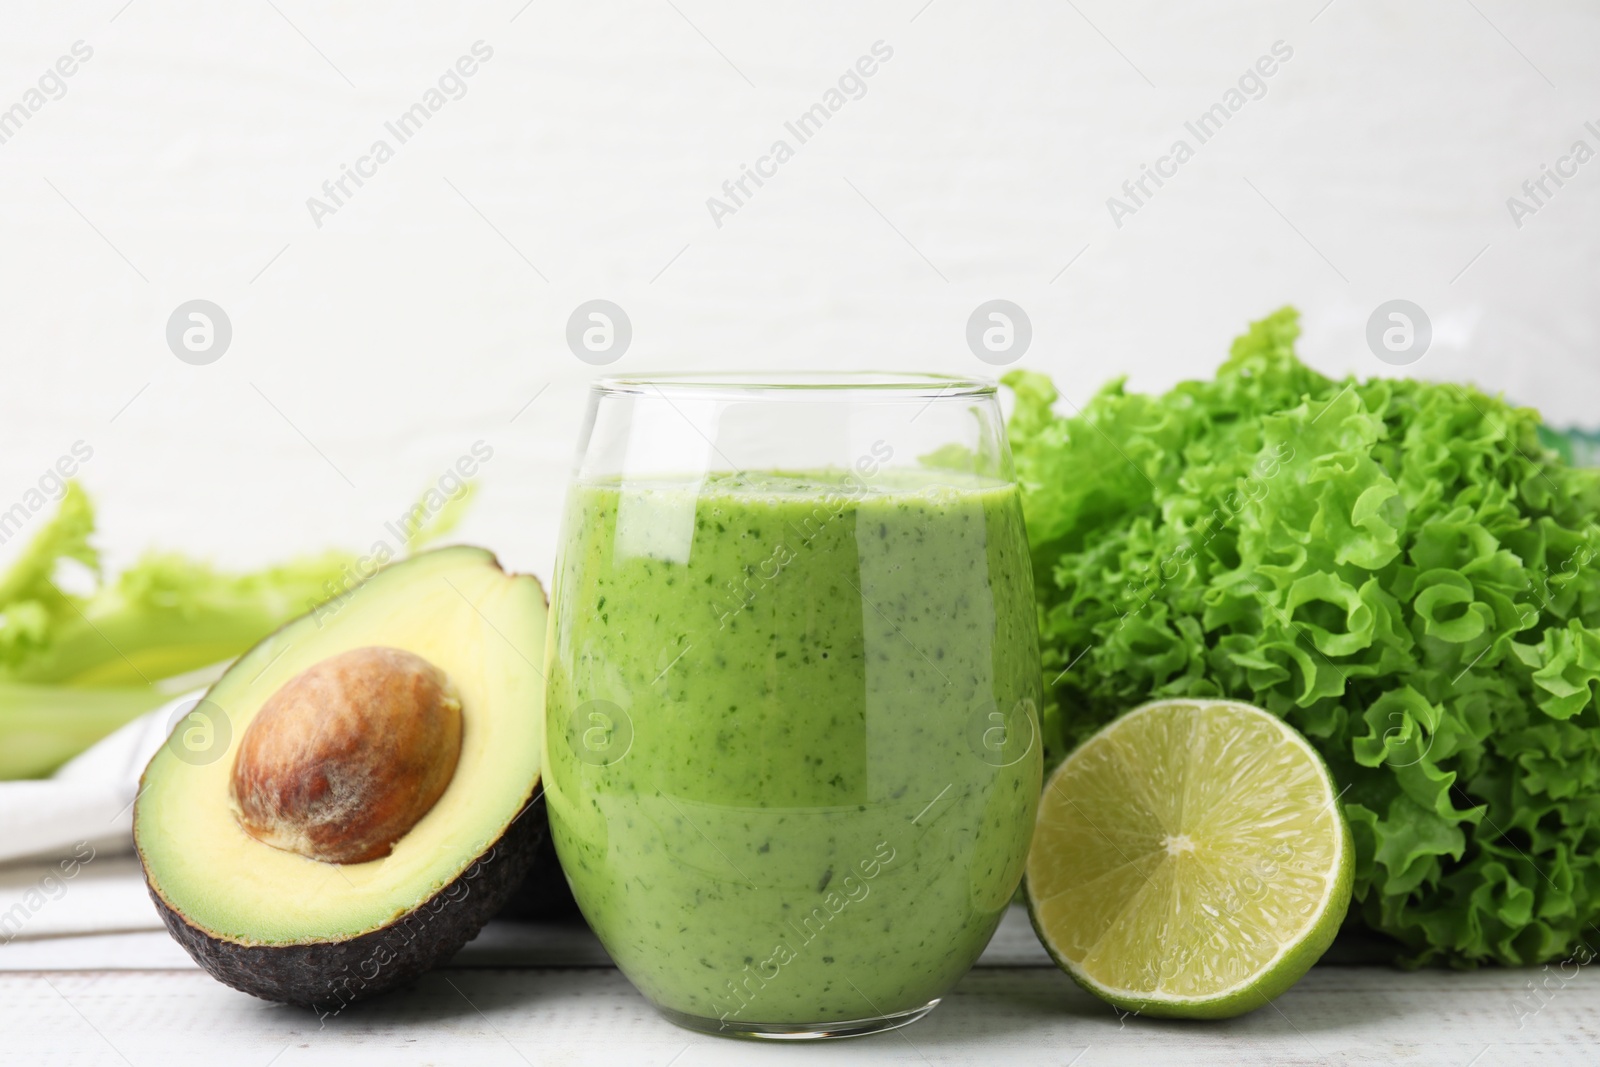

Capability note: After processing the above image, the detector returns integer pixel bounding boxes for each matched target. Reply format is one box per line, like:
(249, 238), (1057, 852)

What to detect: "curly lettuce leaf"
(1008, 307), (1600, 967)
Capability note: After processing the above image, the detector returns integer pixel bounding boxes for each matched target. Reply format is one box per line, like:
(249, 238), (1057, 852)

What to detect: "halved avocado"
(134, 547), (548, 1013)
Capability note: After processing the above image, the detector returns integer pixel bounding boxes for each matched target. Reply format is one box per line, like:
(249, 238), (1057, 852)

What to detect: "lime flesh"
(1025, 699), (1353, 1019)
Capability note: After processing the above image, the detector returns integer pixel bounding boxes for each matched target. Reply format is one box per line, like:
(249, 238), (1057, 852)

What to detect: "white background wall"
(2, 0), (1597, 582)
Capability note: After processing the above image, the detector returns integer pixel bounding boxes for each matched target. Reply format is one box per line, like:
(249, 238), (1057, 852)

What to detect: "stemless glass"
(543, 373), (1043, 1040)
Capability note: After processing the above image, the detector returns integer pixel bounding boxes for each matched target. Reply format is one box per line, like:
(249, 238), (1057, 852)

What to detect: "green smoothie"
(543, 468), (1042, 1028)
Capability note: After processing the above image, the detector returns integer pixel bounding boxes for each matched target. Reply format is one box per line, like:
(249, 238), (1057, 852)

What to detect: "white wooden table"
(1, 858), (1594, 1066)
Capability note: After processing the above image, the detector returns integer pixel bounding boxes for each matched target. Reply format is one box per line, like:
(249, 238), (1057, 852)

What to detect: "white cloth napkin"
(0, 691), (200, 866)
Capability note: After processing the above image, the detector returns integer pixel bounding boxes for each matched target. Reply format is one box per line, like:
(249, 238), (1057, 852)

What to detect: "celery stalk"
(0, 484), (356, 778)
(0, 682), (168, 779)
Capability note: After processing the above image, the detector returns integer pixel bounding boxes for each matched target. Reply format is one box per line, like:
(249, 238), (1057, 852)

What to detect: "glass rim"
(592, 371), (996, 400)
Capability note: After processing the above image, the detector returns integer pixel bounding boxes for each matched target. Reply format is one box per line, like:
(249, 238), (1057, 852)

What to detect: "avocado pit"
(230, 645), (463, 865)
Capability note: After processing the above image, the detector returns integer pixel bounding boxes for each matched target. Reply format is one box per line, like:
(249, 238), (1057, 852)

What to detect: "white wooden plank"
(5, 878), (1595, 1064)
(2, 963), (1594, 1067)
(0, 857), (161, 941)
(0, 932), (195, 973)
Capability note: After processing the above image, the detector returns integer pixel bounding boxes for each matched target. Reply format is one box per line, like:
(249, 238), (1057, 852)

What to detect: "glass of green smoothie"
(543, 373), (1043, 1040)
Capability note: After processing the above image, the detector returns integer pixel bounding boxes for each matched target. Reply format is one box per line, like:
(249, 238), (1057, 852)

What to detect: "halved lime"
(1025, 698), (1352, 1019)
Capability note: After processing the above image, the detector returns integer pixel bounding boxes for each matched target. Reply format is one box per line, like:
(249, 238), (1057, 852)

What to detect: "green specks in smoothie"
(544, 470), (1042, 1024)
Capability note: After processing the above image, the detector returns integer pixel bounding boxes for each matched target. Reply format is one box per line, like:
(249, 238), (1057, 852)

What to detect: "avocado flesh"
(134, 547), (547, 1007)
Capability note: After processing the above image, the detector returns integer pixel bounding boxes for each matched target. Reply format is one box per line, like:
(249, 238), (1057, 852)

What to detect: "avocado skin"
(144, 793), (547, 1015)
